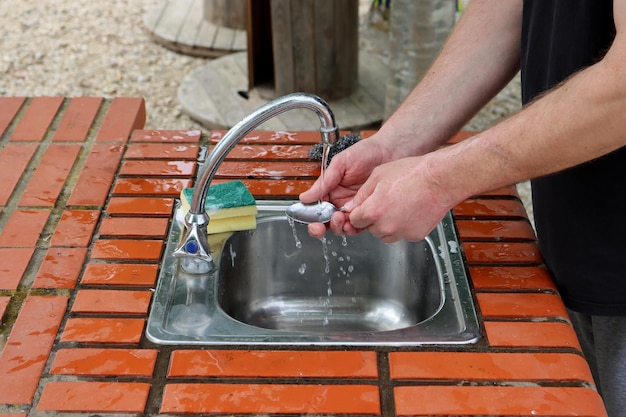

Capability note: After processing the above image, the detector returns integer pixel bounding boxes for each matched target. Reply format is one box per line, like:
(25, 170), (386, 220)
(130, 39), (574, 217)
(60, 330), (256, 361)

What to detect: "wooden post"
(269, 0), (359, 101)
(204, 0), (247, 30)
(384, 0), (456, 119)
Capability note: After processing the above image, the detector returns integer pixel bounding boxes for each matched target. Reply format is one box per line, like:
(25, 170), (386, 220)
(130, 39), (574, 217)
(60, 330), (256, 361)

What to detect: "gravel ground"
(0, 0), (532, 221)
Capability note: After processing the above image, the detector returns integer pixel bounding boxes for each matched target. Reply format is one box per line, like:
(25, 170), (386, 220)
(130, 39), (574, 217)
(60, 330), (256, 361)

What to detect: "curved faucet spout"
(173, 93), (340, 273)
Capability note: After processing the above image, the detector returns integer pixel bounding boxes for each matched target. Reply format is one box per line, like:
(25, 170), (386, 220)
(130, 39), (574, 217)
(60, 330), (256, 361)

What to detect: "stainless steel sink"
(147, 201), (480, 346)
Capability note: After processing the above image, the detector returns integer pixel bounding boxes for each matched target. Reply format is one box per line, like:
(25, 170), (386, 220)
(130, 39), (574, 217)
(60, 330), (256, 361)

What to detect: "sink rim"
(146, 200), (481, 346)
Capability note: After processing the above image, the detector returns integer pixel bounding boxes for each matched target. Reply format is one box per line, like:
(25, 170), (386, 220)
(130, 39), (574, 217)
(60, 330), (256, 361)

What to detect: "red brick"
(225, 144), (311, 160)
(0, 144), (37, 205)
(32, 247), (88, 289)
(470, 266), (558, 291)
(209, 130), (328, 145)
(453, 198), (528, 218)
(161, 384), (380, 415)
(0, 209), (49, 247)
(130, 129), (201, 143)
(119, 159), (196, 177)
(242, 178), (314, 198)
(80, 263), (158, 287)
(463, 242), (543, 265)
(456, 219), (536, 241)
(106, 197), (174, 216)
(485, 321), (582, 350)
(394, 386), (607, 417)
(10, 97), (63, 142)
(37, 381), (150, 413)
(19, 144), (81, 206)
(0, 96), (26, 137)
(389, 352), (593, 383)
(0, 296), (68, 404)
(61, 318), (144, 344)
(67, 144), (125, 206)
(216, 160), (320, 178)
(91, 239), (163, 261)
(477, 293), (569, 319)
(95, 97), (146, 142)
(125, 143), (199, 159)
(50, 348), (157, 377)
(0, 296), (10, 320)
(169, 350), (378, 378)
(50, 210), (100, 247)
(98, 217), (169, 238)
(72, 289), (151, 315)
(0, 248), (34, 290)
(52, 97), (103, 142)
(112, 177), (191, 197)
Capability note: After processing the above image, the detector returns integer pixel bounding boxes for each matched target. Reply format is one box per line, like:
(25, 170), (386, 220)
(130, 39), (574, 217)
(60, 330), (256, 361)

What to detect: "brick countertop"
(0, 97), (607, 416)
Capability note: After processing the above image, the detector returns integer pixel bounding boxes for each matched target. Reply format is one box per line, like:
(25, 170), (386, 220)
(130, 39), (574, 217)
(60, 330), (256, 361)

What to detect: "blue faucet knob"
(185, 240), (199, 254)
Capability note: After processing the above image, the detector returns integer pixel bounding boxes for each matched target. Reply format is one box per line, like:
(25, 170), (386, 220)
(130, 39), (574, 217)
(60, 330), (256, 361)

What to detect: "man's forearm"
(378, 0), (523, 159)
(428, 43), (626, 207)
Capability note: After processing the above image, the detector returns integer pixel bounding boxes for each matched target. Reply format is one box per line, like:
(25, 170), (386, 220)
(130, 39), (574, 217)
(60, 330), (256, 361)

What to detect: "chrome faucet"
(173, 93), (340, 274)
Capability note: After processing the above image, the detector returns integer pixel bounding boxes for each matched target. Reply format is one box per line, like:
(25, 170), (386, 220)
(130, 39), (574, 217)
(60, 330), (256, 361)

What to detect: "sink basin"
(147, 201), (480, 346)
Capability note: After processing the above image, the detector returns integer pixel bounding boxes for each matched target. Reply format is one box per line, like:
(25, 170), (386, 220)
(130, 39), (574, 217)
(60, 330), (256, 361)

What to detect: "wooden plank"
(334, 0), (359, 99)
(291, 0), (316, 93)
(177, 0), (204, 47)
(314, 1), (335, 99)
(195, 18), (218, 49)
(213, 26), (237, 51)
(271, 0), (295, 95)
(153, 0), (194, 43)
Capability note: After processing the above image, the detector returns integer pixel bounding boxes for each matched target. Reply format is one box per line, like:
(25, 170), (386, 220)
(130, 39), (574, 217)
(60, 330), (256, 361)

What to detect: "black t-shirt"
(522, 0), (626, 315)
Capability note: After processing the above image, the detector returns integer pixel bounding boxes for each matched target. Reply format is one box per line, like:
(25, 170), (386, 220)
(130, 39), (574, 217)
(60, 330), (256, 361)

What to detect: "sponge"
(179, 180), (257, 234)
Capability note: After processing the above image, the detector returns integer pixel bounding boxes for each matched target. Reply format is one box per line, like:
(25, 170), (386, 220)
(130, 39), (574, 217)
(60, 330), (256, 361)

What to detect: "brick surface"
(106, 197), (174, 216)
(130, 129), (201, 143)
(72, 289), (152, 315)
(50, 348), (157, 377)
(394, 386), (607, 417)
(478, 293), (569, 319)
(119, 159), (196, 177)
(0, 210), (49, 247)
(52, 96), (103, 142)
(168, 350), (378, 378)
(215, 160), (320, 178)
(485, 321), (582, 349)
(67, 144), (125, 207)
(32, 247), (88, 289)
(9, 97), (63, 142)
(19, 144), (81, 207)
(80, 263), (158, 287)
(0, 296), (68, 404)
(0, 248), (34, 290)
(98, 216), (169, 238)
(37, 381), (150, 413)
(0, 144), (37, 205)
(463, 242), (544, 265)
(50, 209), (100, 247)
(91, 239), (163, 261)
(389, 352), (593, 383)
(125, 143), (199, 159)
(453, 198), (528, 218)
(225, 144), (311, 160)
(161, 383), (381, 415)
(61, 318), (145, 344)
(112, 177), (192, 197)
(95, 97), (146, 142)
(470, 266), (558, 291)
(456, 219), (536, 241)
(0, 96), (26, 137)
(0, 296), (10, 320)
(209, 130), (327, 145)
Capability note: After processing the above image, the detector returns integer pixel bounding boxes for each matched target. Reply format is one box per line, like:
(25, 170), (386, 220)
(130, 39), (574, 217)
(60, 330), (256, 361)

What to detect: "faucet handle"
(173, 212), (214, 274)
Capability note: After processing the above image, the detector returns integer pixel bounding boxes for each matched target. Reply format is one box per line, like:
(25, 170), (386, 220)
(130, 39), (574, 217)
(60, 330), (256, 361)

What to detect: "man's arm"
(347, 1), (626, 241)
(426, 1), (626, 208)
(376, 0), (523, 159)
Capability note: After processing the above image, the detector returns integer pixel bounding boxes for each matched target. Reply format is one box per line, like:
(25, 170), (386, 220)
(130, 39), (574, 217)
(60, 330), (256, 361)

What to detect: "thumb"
(299, 162), (343, 204)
